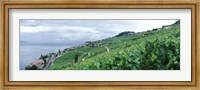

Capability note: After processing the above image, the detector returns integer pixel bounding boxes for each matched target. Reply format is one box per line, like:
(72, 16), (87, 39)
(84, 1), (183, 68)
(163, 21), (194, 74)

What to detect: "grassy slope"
(49, 23), (180, 70)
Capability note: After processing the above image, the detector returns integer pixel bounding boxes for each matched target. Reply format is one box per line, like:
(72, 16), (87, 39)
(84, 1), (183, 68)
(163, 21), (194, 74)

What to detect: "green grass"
(49, 21), (180, 70)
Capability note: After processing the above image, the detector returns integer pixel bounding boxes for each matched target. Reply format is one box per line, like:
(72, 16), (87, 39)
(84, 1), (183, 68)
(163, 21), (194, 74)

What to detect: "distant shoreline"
(20, 44), (68, 70)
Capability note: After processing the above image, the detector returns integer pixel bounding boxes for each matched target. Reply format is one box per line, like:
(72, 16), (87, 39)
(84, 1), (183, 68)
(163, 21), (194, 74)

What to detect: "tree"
(42, 58), (47, 68)
(25, 65), (38, 70)
(75, 55), (78, 63)
(25, 65), (31, 70)
(30, 65), (38, 70)
(58, 50), (62, 55)
(152, 28), (158, 31)
(39, 54), (43, 59)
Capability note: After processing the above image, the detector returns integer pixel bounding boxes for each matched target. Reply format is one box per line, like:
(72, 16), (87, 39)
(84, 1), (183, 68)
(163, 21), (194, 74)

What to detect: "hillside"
(49, 21), (180, 70)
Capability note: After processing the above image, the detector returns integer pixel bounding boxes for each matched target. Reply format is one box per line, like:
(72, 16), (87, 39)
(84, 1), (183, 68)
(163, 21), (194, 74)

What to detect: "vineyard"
(49, 20), (180, 70)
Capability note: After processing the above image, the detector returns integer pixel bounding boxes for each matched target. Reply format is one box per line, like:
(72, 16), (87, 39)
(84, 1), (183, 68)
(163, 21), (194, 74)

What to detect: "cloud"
(60, 31), (101, 41)
(20, 19), (178, 44)
(20, 25), (98, 34)
(20, 26), (52, 33)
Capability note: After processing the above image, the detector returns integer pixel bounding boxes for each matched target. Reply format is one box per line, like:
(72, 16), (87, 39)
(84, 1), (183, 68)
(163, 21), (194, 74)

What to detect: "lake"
(20, 42), (69, 70)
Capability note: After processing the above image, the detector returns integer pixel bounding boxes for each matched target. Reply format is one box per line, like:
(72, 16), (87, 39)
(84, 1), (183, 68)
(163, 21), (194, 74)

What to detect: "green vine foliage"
(50, 21), (180, 70)
(66, 36), (180, 70)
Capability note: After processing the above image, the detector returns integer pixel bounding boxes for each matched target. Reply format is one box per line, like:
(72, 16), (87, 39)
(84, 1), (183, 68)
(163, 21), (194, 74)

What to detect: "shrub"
(25, 65), (38, 70)
(25, 65), (31, 70)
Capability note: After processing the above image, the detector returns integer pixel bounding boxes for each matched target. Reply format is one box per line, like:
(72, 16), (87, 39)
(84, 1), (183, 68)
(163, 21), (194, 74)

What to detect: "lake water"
(20, 42), (69, 70)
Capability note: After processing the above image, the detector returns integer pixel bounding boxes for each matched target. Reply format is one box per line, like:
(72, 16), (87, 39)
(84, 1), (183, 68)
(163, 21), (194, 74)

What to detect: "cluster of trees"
(25, 65), (39, 70)
(116, 31), (135, 37)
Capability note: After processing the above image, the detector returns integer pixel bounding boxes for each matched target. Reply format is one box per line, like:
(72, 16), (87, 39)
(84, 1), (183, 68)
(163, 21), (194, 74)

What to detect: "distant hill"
(115, 31), (135, 37)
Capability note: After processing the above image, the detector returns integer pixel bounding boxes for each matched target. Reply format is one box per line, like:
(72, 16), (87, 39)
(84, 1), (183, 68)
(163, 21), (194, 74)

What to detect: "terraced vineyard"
(49, 20), (180, 70)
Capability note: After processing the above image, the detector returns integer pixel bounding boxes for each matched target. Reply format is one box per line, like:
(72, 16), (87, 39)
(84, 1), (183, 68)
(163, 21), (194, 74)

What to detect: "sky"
(20, 19), (178, 45)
